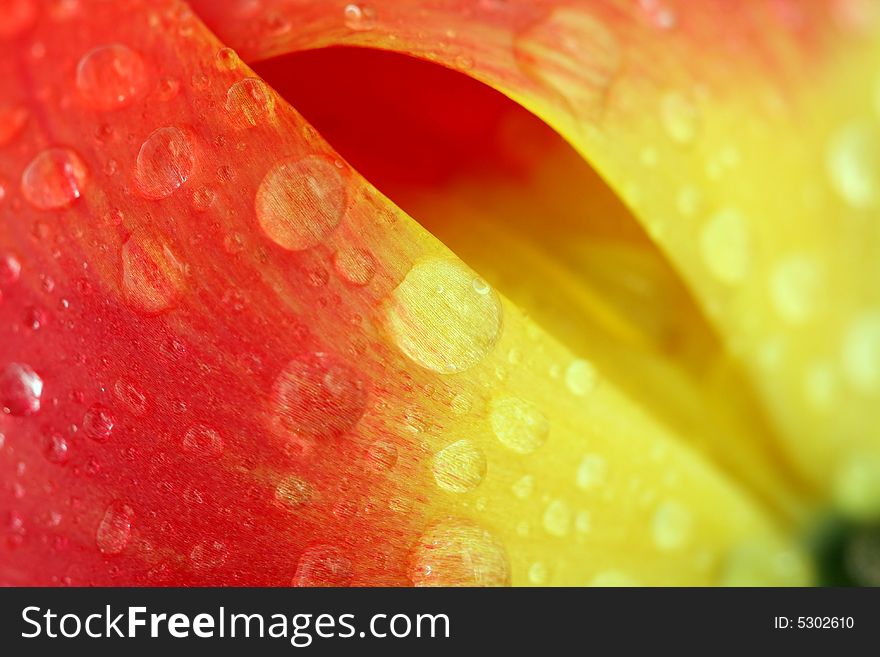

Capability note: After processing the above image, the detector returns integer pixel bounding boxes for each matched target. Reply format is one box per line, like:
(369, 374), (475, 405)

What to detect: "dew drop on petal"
(43, 432), (70, 464)
(769, 254), (822, 324)
(333, 248), (376, 286)
(651, 499), (692, 550)
(292, 544), (354, 586)
(121, 233), (186, 314)
(182, 424), (224, 459)
(76, 44), (147, 111)
(660, 91), (699, 144)
(21, 147), (88, 210)
(699, 208), (750, 284)
(255, 156), (347, 251)
(272, 352), (367, 440)
(225, 77), (275, 128)
(576, 454), (607, 490)
(490, 397), (548, 454)
(0, 363), (43, 416)
(410, 519), (510, 586)
(543, 499), (572, 537)
(432, 439), (486, 493)
(385, 258), (503, 373)
(96, 501), (134, 555)
(134, 126), (196, 199)
(827, 122), (880, 209)
(82, 403), (115, 442)
(0, 253), (22, 284)
(274, 475), (314, 508)
(343, 4), (376, 30)
(189, 540), (228, 571)
(565, 358), (596, 396)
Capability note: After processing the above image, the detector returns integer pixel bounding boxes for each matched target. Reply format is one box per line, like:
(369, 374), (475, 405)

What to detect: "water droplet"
(182, 424), (224, 459)
(274, 475), (315, 508)
(639, 0), (677, 29)
(0, 253), (22, 284)
(156, 77), (180, 102)
(841, 310), (880, 393)
(225, 77), (275, 128)
(490, 397), (548, 454)
(43, 432), (70, 464)
(83, 403), (115, 442)
(385, 258), (503, 373)
(511, 474), (534, 499)
(292, 544), (354, 586)
(190, 187), (216, 212)
(543, 499), (572, 537)
(134, 126), (196, 199)
(112, 379), (147, 416)
(528, 561), (548, 584)
(272, 352), (367, 440)
(769, 255), (822, 323)
(343, 4), (376, 30)
(333, 248), (376, 286)
(121, 233), (186, 314)
(410, 519), (509, 586)
(432, 439), (486, 493)
(0, 105), (28, 146)
(514, 7), (620, 119)
(0, 0), (37, 39)
(651, 500), (692, 550)
(76, 44), (147, 111)
(576, 454), (607, 490)
(0, 363), (43, 416)
(575, 510), (592, 534)
(96, 501), (134, 555)
(215, 46), (239, 70)
(827, 122), (880, 209)
(699, 208), (750, 284)
(660, 91), (699, 143)
(565, 358), (596, 396)
(255, 156), (347, 251)
(21, 147), (88, 210)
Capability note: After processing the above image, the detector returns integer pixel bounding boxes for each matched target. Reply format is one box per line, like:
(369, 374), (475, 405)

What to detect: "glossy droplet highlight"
(272, 352), (367, 439)
(565, 359), (596, 396)
(0, 253), (21, 285)
(490, 397), (548, 454)
(1, 363), (43, 416)
(410, 519), (509, 586)
(827, 122), (880, 209)
(83, 403), (115, 442)
(699, 208), (750, 284)
(344, 4), (377, 30)
(182, 424), (224, 459)
(21, 147), (88, 210)
(225, 77), (275, 127)
(576, 454), (607, 490)
(121, 234), (186, 314)
(543, 499), (572, 537)
(385, 258), (503, 373)
(432, 439), (486, 493)
(76, 44), (147, 111)
(256, 156), (347, 250)
(651, 500), (692, 550)
(293, 544), (354, 586)
(135, 126), (196, 199)
(96, 501), (134, 555)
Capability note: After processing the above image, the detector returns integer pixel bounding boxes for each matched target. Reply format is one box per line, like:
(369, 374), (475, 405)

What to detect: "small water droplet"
(214, 47), (239, 70)
(76, 44), (147, 111)
(841, 310), (880, 393)
(96, 501), (134, 555)
(528, 561), (549, 584)
(543, 499), (572, 537)
(432, 439), (486, 493)
(82, 403), (115, 442)
(410, 519), (509, 586)
(490, 397), (548, 454)
(134, 126), (196, 199)
(511, 474), (534, 499)
(639, 0), (677, 29)
(343, 4), (376, 30)
(0, 105), (28, 146)
(0, 253), (22, 284)
(1, 363), (43, 416)
(386, 258), (503, 373)
(699, 208), (750, 284)
(121, 233), (186, 314)
(112, 379), (147, 416)
(827, 122), (880, 209)
(769, 254), (822, 324)
(565, 358), (596, 396)
(292, 544), (354, 586)
(43, 432), (70, 464)
(255, 156), (347, 251)
(182, 424), (224, 459)
(651, 500), (692, 550)
(21, 147), (88, 210)
(225, 77), (275, 128)
(576, 454), (607, 490)
(190, 187), (216, 212)
(333, 248), (376, 286)
(660, 91), (699, 144)
(156, 77), (180, 102)
(272, 352), (367, 440)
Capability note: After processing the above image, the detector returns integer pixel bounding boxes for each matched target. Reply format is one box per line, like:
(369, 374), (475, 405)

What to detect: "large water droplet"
(292, 544), (354, 586)
(385, 258), (503, 373)
(255, 156), (347, 251)
(225, 77), (275, 128)
(699, 208), (750, 284)
(82, 403), (115, 442)
(96, 501), (134, 555)
(182, 424), (224, 459)
(21, 147), (88, 210)
(490, 397), (548, 454)
(134, 126), (196, 199)
(0, 363), (43, 416)
(651, 500), (692, 550)
(410, 519), (510, 586)
(827, 122), (880, 209)
(121, 233), (186, 314)
(432, 439), (486, 493)
(513, 7), (620, 119)
(272, 352), (367, 440)
(76, 44), (147, 111)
